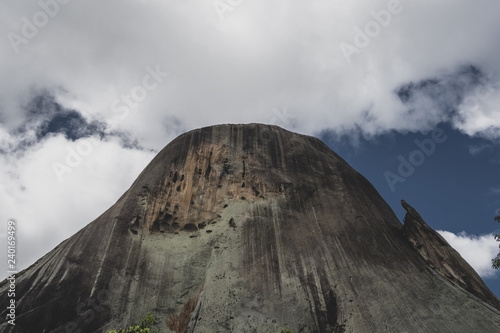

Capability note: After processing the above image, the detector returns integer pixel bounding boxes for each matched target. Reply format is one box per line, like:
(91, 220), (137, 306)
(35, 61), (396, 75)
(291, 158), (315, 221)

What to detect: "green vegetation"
(268, 329), (293, 333)
(333, 322), (347, 333)
(106, 313), (157, 333)
(493, 211), (500, 269)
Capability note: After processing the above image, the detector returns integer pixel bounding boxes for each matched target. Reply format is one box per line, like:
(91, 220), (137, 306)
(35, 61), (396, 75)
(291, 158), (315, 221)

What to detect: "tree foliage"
(106, 313), (157, 333)
(493, 211), (500, 270)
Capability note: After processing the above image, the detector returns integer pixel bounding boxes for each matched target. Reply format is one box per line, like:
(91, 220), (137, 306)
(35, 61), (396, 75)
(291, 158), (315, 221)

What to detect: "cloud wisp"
(438, 230), (500, 278)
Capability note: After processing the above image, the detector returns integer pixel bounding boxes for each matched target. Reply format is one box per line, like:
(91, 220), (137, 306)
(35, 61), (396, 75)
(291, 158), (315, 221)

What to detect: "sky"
(0, 0), (499, 297)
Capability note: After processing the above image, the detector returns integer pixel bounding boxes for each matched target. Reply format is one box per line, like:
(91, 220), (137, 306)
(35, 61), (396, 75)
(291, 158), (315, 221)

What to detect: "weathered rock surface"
(401, 199), (500, 309)
(1, 124), (500, 333)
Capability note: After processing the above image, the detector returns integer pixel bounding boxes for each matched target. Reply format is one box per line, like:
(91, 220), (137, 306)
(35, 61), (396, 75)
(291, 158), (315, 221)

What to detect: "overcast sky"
(1, 0), (499, 295)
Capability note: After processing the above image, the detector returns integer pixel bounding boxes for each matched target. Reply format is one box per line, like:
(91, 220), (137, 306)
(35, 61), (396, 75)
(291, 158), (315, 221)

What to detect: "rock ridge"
(401, 199), (500, 309)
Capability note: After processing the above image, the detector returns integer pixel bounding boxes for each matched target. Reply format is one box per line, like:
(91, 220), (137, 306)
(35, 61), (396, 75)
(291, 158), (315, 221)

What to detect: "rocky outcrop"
(1, 124), (500, 333)
(401, 199), (500, 309)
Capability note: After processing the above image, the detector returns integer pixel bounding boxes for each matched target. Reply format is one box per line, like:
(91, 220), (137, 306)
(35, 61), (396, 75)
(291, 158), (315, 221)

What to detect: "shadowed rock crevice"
(151, 212), (174, 233)
(129, 217), (140, 234)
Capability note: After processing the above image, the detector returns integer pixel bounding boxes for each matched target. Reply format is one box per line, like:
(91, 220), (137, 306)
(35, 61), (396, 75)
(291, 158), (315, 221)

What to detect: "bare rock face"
(401, 200), (500, 309)
(1, 124), (500, 333)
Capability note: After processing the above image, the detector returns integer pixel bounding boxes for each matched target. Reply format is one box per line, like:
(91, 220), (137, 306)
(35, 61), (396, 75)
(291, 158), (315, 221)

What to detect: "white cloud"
(468, 143), (492, 156)
(438, 230), (500, 278)
(2, 0), (500, 144)
(0, 135), (155, 279)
